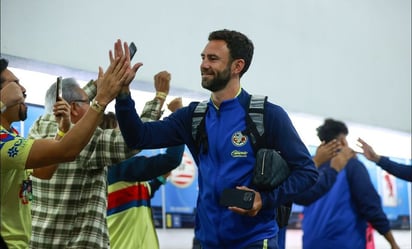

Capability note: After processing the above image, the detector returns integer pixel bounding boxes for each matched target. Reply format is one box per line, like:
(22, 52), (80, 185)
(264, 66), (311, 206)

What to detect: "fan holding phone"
(55, 76), (62, 101)
(129, 42), (137, 60)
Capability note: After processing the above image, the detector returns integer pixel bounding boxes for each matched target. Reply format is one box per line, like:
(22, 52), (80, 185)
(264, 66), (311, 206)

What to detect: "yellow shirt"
(1, 125), (34, 249)
(107, 181), (159, 249)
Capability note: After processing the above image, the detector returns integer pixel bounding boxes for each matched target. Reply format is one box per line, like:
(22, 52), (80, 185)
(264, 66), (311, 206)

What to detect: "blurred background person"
(278, 139), (352, 249)
(103, 97), (185, 249)
(26, 41), (170, 248)
(294, 118), (400, 249)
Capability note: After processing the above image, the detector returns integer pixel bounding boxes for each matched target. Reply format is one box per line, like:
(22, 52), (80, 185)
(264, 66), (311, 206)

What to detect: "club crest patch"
(232, 131), (247, 147)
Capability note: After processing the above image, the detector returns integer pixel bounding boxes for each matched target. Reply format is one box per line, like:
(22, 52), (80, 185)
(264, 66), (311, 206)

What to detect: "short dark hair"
(208, 29), (254, 78)
(316, 118), (349, 143)
(0, 58), (9, 88)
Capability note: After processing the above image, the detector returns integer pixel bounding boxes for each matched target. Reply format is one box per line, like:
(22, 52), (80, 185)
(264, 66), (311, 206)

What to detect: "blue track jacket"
(115, 89), (318, 249)
(295, 158), (391, 249)
(378, 156), (411, 182)
(107, 145), (184, 183)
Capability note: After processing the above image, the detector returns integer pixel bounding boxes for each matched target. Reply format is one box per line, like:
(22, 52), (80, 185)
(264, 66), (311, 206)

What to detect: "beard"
(18, 103), (28, 121)
(201, 65), (231, 92)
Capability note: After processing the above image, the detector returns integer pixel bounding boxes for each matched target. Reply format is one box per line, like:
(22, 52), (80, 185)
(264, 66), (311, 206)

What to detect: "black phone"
(219, 188), (255, 210)
(129, 42), (137, 60)
(56, 76), (62, 102)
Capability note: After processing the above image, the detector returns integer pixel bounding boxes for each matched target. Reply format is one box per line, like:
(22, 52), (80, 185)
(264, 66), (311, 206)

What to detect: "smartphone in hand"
(56, 76), (62, 102)
(129, 42), (137, 60)
(219, 188), (255, 210)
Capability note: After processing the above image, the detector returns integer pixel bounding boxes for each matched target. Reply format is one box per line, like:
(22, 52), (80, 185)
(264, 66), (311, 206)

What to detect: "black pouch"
(276, 203), (293, 228)
(252, 148), (290, 191)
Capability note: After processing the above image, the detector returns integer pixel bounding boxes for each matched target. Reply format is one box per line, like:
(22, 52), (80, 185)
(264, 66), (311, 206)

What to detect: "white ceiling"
(1, 0), (411, 133)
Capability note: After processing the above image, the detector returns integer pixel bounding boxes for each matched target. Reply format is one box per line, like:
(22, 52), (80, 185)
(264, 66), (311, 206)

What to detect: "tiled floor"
(157, 228), (412, 249)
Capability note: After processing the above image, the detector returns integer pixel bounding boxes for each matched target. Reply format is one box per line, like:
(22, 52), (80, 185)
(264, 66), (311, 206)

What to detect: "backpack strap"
(192, 100), (209, 154)
(242, 95), (267, 154)
(248, 95), (266, 137)
(246, 95), (292, 227)
(192, 95), (267, 155)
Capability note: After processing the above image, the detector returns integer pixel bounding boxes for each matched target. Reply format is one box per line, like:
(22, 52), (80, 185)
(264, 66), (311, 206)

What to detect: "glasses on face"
(72, 99), (90, 105)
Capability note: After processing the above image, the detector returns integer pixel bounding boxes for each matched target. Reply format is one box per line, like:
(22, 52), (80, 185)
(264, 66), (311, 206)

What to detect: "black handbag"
(252, 148), (290, 191)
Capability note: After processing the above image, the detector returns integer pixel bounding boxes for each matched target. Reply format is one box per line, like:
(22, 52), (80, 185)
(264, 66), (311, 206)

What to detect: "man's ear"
(231, 59), (245, 75)
(70, 102), (79, 117)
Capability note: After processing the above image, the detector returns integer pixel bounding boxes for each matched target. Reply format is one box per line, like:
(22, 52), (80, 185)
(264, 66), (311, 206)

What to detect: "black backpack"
(191, 94), (292, 228)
